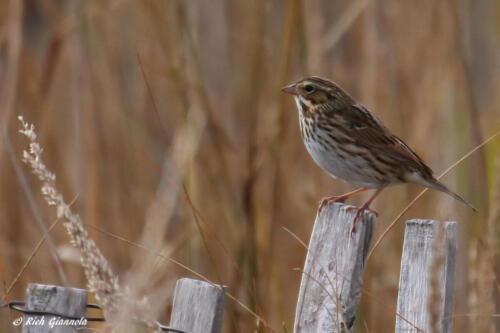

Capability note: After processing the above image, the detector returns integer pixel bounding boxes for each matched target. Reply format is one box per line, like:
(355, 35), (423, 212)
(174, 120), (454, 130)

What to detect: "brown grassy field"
(0, 1), (499, 332)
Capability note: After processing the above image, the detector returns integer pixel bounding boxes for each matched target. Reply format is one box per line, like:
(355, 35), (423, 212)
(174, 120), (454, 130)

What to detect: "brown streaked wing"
(340, 104), (434, 176)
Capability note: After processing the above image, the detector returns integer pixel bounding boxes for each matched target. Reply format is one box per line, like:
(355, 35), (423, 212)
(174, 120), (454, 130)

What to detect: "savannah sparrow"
(282, 76), (476, 232)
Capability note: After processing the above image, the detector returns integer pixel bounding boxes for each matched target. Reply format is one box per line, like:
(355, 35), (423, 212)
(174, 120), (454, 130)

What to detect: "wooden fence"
(12, 202), (457, 332)
(294, 203), (457, 333)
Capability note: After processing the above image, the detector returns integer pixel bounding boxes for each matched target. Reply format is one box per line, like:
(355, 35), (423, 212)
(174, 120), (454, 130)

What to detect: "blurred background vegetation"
(0, 0), (499, 332)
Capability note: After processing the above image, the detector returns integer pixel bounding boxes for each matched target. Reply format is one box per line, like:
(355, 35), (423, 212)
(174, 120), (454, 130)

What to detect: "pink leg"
(347, 187), (384, 233)
(318, 187), (369, 211)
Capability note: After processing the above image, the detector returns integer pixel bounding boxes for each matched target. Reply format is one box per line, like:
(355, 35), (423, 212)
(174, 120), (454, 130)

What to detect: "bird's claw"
(318, 195), (348, 211)
(345, 206), (378, 217)
(348, 206), (378, 234)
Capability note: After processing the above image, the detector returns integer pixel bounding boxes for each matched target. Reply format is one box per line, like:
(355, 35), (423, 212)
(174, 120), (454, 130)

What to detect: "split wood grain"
(395, 219), (457, 333)
(294, 202), (376, 333)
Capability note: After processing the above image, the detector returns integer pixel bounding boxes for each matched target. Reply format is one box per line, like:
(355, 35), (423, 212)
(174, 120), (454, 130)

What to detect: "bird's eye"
(304, 85), (315, 93)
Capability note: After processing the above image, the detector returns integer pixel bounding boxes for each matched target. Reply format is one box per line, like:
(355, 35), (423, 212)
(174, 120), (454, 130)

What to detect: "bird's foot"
(318, 195), (348, 211)
(346, 206), (378, 234)
(345, 205), (379, 216)
(318, 188), (369, 212)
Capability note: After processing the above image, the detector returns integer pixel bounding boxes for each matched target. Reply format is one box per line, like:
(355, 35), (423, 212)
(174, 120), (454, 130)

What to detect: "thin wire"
(2, 301), (104, 322)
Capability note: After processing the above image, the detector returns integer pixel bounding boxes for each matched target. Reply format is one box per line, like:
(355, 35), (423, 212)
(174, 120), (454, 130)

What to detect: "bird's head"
(282, 77), (353, 116)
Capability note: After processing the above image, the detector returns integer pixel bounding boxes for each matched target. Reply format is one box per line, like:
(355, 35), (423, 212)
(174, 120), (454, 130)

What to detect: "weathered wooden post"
(396, 220), (457, 333)
(294, 202), (376, 333)
(169, 278), (226, 333)
(22, 283), (88, 333)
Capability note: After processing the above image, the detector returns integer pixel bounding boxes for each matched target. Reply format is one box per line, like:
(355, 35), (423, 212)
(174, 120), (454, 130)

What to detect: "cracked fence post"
(395, 220), (457, 333)
(22, 283), (88, 333)
(294, 202), (376, 333)
(169, 278), (226, 333)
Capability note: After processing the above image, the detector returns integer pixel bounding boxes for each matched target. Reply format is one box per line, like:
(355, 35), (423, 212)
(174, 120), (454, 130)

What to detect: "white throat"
(294, 95), (314, 114)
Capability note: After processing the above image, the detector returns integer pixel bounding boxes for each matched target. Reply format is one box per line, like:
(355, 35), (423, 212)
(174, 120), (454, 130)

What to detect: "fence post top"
(405, 219), (458, 231)
(319, 202), (377, 220)
(176, 278), (227, 291)
(26, 283), (87, 293)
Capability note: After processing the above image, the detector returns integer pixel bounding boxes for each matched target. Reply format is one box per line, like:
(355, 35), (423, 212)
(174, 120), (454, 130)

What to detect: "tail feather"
(428, 180), (478, 212)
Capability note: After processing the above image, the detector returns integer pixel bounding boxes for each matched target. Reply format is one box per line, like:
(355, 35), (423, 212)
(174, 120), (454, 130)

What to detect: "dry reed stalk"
(18, 116), (120, 318)
(7, 217), (61, 294)
(270, 0), (300, 228)
(451, 0), (489, 217)
(172, 3), (273, 329)
(1, 126), (68, 286)
(139, 5), (252, 330)
(0, 0), (22, 126)
(474, 149), (500, 332)
(303, 0), (325, 74)
(118, 106), (206, 326)
(231, 0), (267, 318)
(322, 0), (368, 52)
(146, 0), (242, 246)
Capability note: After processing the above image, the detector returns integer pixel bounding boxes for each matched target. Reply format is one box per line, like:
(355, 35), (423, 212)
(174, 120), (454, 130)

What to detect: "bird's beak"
(281, 83), (297, 95)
